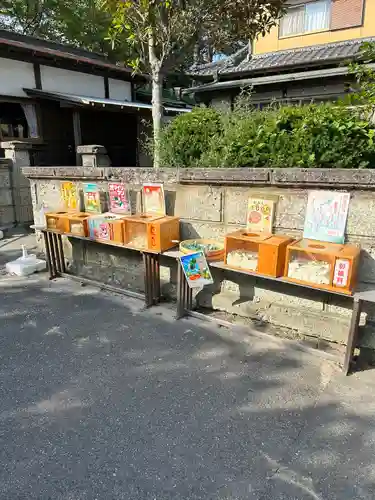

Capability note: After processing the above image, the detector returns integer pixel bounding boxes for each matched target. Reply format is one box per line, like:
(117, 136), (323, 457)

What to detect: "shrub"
(159, 102), (375, 168)
(159, 107), (222, 168)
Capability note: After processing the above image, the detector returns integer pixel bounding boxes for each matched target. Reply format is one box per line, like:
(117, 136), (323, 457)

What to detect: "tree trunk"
(151, 70), (163, 169)
(148, 34), (163, 169)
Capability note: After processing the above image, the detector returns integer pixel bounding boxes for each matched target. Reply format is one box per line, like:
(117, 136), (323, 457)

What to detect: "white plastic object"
(5, 245), (46, 277)
(0, 230), (3, 240)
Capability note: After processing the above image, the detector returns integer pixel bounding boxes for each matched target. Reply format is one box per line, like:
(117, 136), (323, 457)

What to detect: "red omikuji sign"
(108, 182), (130, 214)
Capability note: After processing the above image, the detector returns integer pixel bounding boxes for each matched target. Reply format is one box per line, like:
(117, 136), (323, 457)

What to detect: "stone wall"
(0, 142), (33, 228)
(0, 159), (15, 228)
(23, 165), (375, 349)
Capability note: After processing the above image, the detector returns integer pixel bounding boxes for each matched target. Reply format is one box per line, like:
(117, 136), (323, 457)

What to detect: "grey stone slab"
(180, 168), (270, 185)
(271, 168), (375, 188)
(175, 186), (223, 222)
(0, 169), (11, 188)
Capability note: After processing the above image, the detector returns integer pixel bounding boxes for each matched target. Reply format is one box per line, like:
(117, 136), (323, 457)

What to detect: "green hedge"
(159, 103), (375, 168)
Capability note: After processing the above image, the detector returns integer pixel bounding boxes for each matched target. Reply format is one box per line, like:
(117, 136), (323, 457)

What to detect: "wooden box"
(224, 230), (294, 277)
(88, 213), (126, 244)
(284, 238), (360, 294)
(66, 213), (91, 237)
(108, 217), (126, 244)
(124, 214), (180, 252)
(45, 212), (70, 233)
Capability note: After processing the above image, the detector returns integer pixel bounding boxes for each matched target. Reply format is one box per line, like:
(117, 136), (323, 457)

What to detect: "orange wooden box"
(66, 213), (91, 237)
(88, 214), (126, 244)
(124, 214), (180, 252)
(224, 230), (294, 277)
(45, 211), (70, 233)
(284, 239), (361, 294)
(108, 218), (126, 244)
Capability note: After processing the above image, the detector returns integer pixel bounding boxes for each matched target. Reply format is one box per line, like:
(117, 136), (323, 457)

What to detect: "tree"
(102, 0), (286, 168)
(348, 42), (375, 107)
(0, 0), (119, 57)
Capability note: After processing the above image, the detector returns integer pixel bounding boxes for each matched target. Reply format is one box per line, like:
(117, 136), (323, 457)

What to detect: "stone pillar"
(0, 158), (16, 229)
(76, 145), (111, 168)
(1, 141), (33, 226)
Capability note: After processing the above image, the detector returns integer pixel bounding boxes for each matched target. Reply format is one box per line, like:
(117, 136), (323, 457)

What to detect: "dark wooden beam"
(33, 63), (42, 89)
(104, 76), (110, 99)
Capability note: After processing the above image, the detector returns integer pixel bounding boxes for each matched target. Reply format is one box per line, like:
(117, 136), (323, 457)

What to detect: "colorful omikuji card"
(108, 182), (131, 214)
(83, 183), (102, 214)
(246, 197), (276, 233)
(88, 216), (110, 240)
(179, 251), (213, 289)
(60, 181), (79, 211)
(303, 190), (350, 244)
(142, 183), (166, 216)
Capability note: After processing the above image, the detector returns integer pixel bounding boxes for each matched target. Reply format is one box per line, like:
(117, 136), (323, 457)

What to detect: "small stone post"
(76, 145), (111, 168)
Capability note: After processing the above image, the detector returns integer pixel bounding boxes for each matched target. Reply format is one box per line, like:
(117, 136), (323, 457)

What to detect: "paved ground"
(1, 233), (375, 499)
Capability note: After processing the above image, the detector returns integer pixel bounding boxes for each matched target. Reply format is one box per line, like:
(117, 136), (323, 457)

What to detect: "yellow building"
(188, 0), (375, 108)
(255, 0), (375, 55)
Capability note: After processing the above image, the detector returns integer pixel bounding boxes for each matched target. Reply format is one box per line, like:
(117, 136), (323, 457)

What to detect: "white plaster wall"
(108, 78), (132, 101)
(0, 58), (35, 97)
(41, 66), (105, 98)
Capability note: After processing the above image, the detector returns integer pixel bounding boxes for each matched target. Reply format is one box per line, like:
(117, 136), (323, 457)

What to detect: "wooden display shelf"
(209, 261), (352, 297)
(41, 229), (162, 308)
(41, 229), (363, 376)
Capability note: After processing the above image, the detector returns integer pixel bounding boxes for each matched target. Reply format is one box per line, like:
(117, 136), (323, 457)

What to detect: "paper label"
(333, 259), (350, 287)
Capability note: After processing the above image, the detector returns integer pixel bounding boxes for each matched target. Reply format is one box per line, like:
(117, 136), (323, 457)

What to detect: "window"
(0, 102), (39, 140)
(279, 0), (330, 37)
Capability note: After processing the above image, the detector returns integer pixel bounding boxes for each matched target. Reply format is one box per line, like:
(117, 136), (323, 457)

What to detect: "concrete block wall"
(23, 165), (375, 349)
(0, 142), (33, 228)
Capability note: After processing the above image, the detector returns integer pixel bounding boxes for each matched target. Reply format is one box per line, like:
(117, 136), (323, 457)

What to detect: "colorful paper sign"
(333, 259), (350, 287)
(88, 216), (110, 240)
(108, 182), (130, 214)
(303, 191), (350, 244)
(247, 197), (275, 233)
(60, 182), (78, 211)
(83, 183), (102, 214)
(180, 251), (213, 289)
(143, 183), (166, 216)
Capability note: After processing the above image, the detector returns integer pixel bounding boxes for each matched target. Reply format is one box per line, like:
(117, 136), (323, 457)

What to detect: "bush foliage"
(159, 101), (375, 168)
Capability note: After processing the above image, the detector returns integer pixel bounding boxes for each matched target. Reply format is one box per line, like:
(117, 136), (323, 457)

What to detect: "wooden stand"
(42, 229), (161, 309)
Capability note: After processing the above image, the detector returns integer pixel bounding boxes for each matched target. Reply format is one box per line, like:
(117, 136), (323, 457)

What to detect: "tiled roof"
(0, 29), (136, 77)
(190, 37), (375, 79)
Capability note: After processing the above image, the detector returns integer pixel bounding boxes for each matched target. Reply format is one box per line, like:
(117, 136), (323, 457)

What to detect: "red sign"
(333, 259), (350, 287)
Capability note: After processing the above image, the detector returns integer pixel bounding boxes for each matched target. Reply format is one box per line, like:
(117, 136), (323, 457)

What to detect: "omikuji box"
(284, 239), (360, 294)
(45, 212), (70, 233)
(124, 214), (180, 252)
(66, 213), (91, 237)
(224, 230), (294, 277)
(88, 213), (125, 244)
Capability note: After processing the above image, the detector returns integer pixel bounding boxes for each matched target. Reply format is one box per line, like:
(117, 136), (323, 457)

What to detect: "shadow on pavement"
(0, 276), (374, 499)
